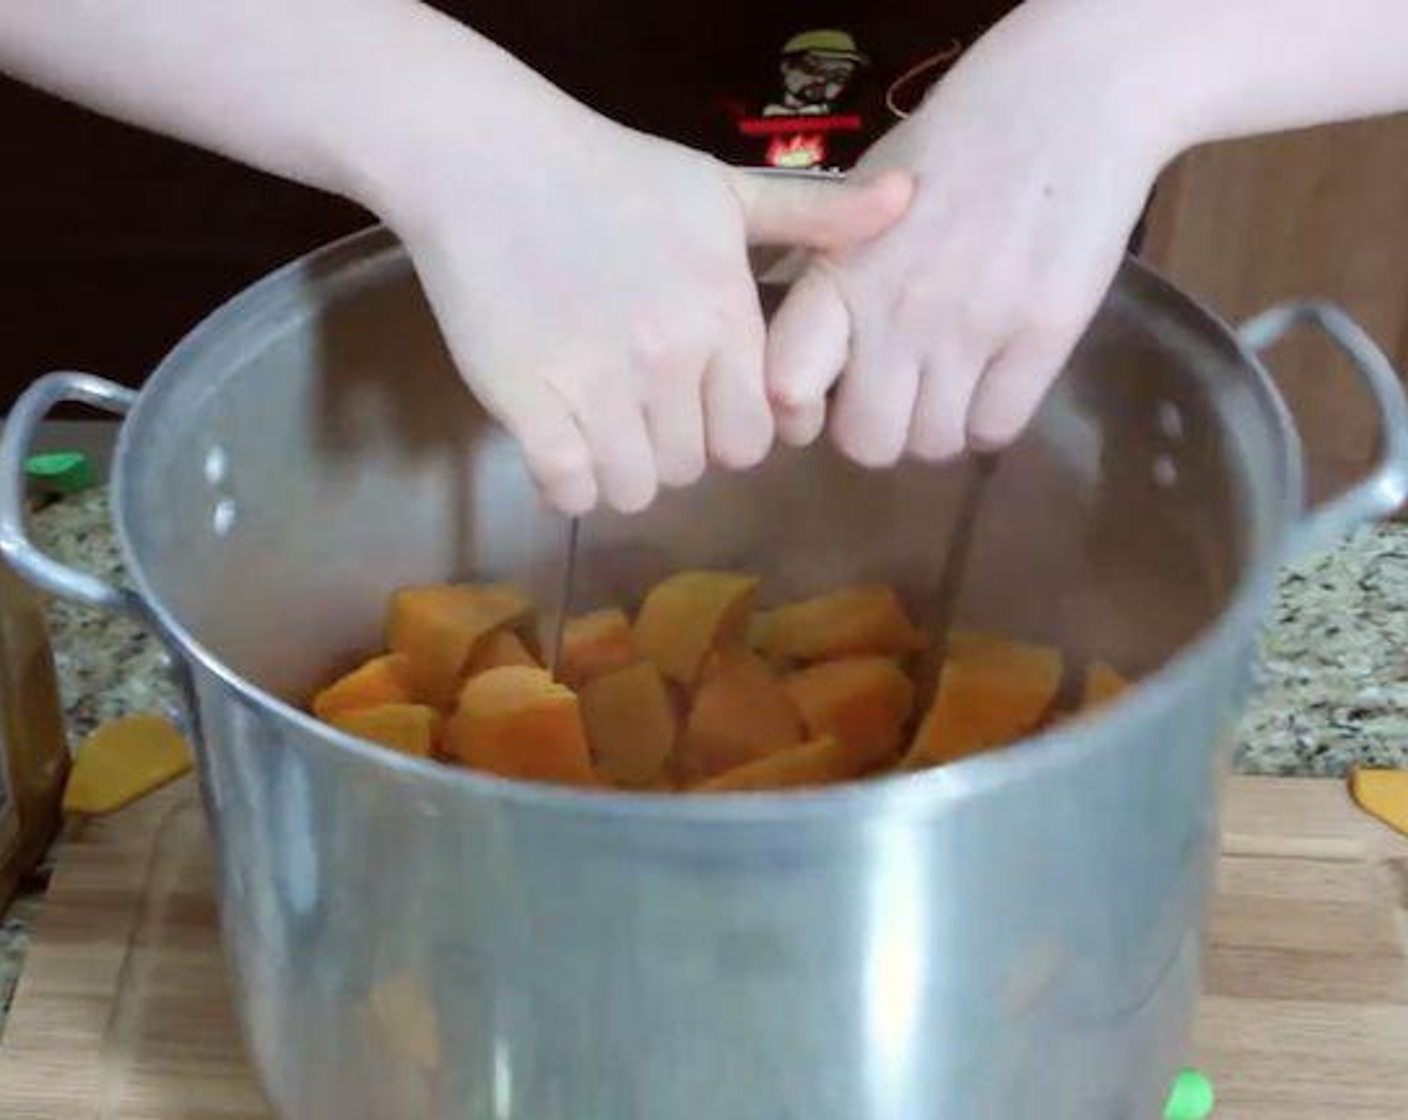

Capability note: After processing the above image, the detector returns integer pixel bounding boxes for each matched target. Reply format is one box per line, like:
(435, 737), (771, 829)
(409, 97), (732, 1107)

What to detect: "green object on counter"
(1164, 1069), (1214, 1120)
(25, 451), (96, 494)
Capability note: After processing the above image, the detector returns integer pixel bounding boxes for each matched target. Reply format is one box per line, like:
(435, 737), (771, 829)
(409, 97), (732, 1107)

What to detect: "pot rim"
(113, 224), (1303, 824)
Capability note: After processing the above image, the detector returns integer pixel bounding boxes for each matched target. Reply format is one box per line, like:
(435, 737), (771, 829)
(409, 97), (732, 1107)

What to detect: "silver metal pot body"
(4, 227), (1405, 1120)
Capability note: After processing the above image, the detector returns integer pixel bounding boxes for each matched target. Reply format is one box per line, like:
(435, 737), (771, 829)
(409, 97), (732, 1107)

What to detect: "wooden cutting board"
(0, 776), (1406, 1119)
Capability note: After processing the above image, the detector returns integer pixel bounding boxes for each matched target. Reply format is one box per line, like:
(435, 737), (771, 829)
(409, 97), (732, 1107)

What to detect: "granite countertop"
(1241, 527), (1408, 775)
(3, 488), (1408, 1033)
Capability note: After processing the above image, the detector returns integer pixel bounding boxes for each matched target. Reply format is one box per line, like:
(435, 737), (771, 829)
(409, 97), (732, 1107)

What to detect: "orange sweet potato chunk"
(465, 629), (540, 676)
(1082, 661), (1129, 710)
(698, 735), (860, 792)
(387, 583), (534, 708)
(444, 666), (595, 787)
(752, 585), (925, 663)
(313, 652), (417, 721)
(634, 571), (760, 687)
(332, 704), (441, 759)
(784, 656), (915, 769)
(903, 633), (1062, 769)
(681, 648), (802, 780)
(580, 662), (677, 787)
(559, 608), (636, 688)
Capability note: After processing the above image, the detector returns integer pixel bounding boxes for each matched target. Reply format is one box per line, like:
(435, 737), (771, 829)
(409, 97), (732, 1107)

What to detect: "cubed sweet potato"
(332, 703), (441, 759)
(903, 633), (1062, 769)
(680, 648), (802, 780)
(785, 656), (915, 769)
(558, 608), (636, 688)
(580, 662), (677, 787)
(465, 629), (540, 676)
(752, 585), (925, 663)
(313, 652), (418, 721)
(387, 583), (534, 707)
(444, 666), (595, 787)
(634, 571), (759, 687)
(697, 735), (860, 792)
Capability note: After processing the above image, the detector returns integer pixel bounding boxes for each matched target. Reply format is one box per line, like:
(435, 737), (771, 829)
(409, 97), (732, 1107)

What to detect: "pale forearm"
(774, 0), (1408, 465)
(1009, 0), (1408, 157)
(1170, 0), (1408, 144)
(0, 0), (580, 214)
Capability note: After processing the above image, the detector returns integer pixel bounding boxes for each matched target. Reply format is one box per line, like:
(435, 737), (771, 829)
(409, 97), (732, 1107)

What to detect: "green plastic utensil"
(25, 450), (96, 495)
(1164, 1069), (1215, 1120)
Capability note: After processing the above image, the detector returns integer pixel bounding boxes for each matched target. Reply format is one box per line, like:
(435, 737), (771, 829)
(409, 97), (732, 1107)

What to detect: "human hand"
(766, 1), (1175, 464)
(382, 89), (909, 513)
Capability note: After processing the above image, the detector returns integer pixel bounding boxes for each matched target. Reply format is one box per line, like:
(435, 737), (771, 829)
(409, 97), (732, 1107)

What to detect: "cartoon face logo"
(764, 29), (868, 118)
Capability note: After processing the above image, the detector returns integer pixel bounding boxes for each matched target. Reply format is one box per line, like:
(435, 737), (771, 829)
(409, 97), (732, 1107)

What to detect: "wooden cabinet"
(1144, 114), (1408, 502)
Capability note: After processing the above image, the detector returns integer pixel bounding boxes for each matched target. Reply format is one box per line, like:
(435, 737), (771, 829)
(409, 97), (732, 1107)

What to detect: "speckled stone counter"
(4, 489), (1408, 1034)
(26, 489), (180, 743)
(1240, 527), (1408, 775)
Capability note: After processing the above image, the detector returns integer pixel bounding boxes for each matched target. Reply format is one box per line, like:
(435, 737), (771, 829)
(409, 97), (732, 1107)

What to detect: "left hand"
(765, 1), (1175, 464)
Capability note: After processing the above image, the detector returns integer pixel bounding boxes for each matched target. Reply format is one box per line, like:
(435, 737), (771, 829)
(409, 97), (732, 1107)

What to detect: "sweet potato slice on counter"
(63, 714), (192, 816)
(785, 656), (915, 769)
(445, 666), (595, 786)
(634, 571), (760, 687)
(751, 585), (925, 663)
(387, 583), (534, 707)
(903, 634), (1062, 769)
(580, 662), (677, 787)
(1350, 769), (1408, 837)
(698, 735), (862, 793)
(333, 704), (441, 759)
(1081, 661), (1129, 710)
(680, 648), (802, 780)
(313, 652), (417, 721)
(465, 629), (540, 676)
(558, 608), (637, 688)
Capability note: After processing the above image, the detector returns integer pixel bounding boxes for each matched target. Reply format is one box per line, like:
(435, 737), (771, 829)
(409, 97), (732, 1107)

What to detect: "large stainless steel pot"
(3, 227), (1406, 1120)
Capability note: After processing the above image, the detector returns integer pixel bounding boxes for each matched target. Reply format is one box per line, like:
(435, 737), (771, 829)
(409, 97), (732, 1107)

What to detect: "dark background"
(0, 77), (366, 410)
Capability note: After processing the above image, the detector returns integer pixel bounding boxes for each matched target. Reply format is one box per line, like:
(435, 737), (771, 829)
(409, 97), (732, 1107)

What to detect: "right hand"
(379, 101), (909, 514)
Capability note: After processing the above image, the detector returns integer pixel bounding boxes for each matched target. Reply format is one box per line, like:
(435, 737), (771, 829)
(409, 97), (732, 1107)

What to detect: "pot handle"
(0, 372), (143, 617)
(0, 373), (206, 748)
(1238, 301), (1408, 556)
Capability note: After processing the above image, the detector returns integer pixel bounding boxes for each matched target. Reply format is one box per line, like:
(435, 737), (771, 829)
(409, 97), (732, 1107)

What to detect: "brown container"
(0, 550), (68, 910)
